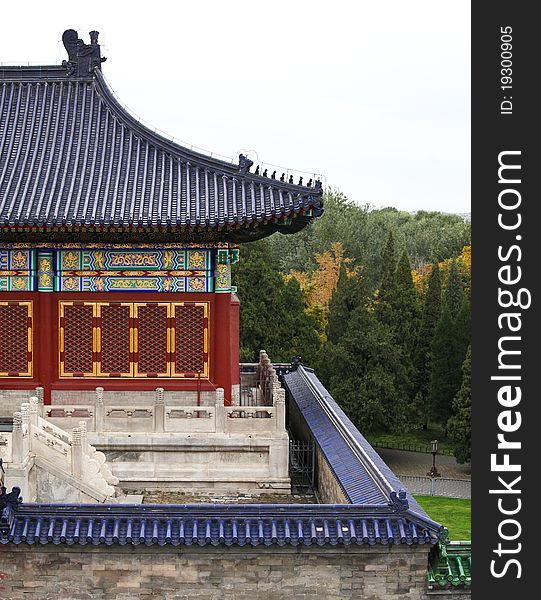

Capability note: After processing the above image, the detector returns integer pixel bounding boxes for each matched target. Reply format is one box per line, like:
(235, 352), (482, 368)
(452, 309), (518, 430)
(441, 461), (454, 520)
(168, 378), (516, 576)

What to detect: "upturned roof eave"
(93, 69), (321, 196)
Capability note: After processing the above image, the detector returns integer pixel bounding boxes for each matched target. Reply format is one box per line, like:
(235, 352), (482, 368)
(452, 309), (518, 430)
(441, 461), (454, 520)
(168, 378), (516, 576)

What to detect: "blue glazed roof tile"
(283, 367), (429, 518)
(1, 502), (440, 548)
(0, 67), (323, 242)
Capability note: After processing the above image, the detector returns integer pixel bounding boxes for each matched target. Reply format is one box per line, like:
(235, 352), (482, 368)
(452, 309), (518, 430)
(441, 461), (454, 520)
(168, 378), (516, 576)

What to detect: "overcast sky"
(2, 1), (470, 214)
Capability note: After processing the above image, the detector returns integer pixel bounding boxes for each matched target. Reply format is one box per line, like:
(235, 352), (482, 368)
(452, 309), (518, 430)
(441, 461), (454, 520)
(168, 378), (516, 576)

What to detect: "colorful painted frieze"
(0, 249), (35, 271)
(0, 247), (232, 292)
(56, 275), (213, 293)
(57, 249), (212, 272)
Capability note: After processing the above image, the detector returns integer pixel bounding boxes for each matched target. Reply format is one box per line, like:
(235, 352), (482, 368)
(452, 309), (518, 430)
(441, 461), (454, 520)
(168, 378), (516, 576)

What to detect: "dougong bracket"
(62, 29), (107, 77)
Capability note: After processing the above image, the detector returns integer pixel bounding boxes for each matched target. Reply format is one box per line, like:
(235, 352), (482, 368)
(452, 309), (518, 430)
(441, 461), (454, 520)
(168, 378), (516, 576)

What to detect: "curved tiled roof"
(1, 501), (440, 548)
(283, 366), (430, 518)
(0, 65), (323, 243)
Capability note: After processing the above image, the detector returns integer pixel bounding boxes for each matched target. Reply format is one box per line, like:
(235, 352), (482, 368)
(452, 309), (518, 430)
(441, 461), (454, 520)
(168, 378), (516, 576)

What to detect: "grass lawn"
(367, 425), (455, 456)
(414, 495), (471, 541)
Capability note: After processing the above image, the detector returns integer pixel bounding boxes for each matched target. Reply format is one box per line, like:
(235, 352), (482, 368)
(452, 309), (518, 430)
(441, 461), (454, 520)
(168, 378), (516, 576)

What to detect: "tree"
(412, 263), (442, 428)
(429, 306), (463, 431)
(376, 231), (398, 326)
(448, 346), (471, 463)
(234, 241), (321, 364)
(443, 260), (465, 319)
(455, 299), (471, 362)
(393, 250), (421, 355)
(320, 268), (410, 434)
(326, 265), (367, 343)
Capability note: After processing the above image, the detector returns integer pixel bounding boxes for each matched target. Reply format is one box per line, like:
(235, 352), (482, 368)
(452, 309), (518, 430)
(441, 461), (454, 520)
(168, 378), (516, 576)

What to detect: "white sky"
(2, 0), (470, 213)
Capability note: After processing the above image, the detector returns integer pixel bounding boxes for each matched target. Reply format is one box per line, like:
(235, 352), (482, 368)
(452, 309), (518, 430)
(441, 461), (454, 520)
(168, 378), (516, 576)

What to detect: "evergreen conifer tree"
(443, 259), (464, 319)
(393, 250), (421, 354)
(448, 345), (471, 463)
(235, 242), (321, 364)
(321, 275), (409, 434)
(429, 305), (463, 431)
(455, 299), (471, 362)
(376, 231), (397, 326)
(428, 259), (471, 432)
(412, 264), (442, 427)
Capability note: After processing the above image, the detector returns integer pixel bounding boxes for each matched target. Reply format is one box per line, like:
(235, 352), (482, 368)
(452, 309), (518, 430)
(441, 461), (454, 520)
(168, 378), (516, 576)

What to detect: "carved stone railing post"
(79, 421), (89, 456)
(35, 387), (45, 417)
(154, 388), (165, 433)
(71, 427), (83, 479)
(215, 388), (225, 433)
(275, 388), (286, 434)
(95, 387), (105, 432)
(231, 385), (240, 407)
(28, 397), (39, 428)
(20, 402), (30, 456)
(11, 412), (23, 464)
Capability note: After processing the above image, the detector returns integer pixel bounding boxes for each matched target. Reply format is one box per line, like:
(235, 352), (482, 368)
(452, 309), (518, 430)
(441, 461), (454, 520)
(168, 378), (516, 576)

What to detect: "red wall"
(0, 291), (240, 405)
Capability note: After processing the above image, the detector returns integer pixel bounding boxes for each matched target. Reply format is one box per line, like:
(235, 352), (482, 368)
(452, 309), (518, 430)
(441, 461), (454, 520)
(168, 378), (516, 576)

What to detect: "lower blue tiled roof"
(283, 367), (429, 518)
(1, 502), (440, 547)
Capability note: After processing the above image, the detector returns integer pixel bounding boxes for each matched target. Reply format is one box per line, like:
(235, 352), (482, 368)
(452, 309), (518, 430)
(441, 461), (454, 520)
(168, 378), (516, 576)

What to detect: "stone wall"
(423, 591), (471, 600)
(0, 544), (432, 600)
(50, 389), (217, 407)
(287, 394), (348, 504)
(0, 389), (36, 419)
(316, 446), (348, 504)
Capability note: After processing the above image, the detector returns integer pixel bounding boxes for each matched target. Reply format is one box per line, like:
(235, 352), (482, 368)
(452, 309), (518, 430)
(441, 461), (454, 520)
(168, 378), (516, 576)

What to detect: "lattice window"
(98, 303), (132, 376)
(135, 304), (169, 376)
(61, 303), (95, 376)
(0, 302), (32, 377)
(57, 300), (209, 379)
(173, 304), (207, 376)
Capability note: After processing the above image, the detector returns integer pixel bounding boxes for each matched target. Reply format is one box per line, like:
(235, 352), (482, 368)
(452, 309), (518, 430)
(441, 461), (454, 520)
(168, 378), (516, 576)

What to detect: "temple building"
(0, 29), (323, 411)
(0, 31), (470, 600)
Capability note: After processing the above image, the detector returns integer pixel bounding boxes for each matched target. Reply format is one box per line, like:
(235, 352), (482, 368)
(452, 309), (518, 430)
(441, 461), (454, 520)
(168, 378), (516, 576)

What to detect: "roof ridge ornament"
(62, 29), (107, 77)
(238, 154), (254, 175)
(389, 489), (409, 512)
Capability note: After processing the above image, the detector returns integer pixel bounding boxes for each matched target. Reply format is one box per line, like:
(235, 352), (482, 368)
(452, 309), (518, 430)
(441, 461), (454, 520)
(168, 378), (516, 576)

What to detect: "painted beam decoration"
(1, 246), (240, 292)
(0, 249), (36, 291)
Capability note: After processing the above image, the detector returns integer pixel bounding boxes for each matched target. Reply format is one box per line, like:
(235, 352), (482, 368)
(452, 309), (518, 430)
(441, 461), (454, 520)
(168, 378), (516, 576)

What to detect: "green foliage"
(393, 250), (421, 355)
(234, 241), (321, 364)
(264, 190), (471, 282)
(412, 264), (442, 426)
(414, 496), (471, 541)
(430, 307), (462, 427)
(448, 346), (472, 463)
(319, 266), (413, 434)
(233, 187), (471, 439)
(376, 231), (398, 326)
(443, 260), (465, 319)
(326, 266), (367, 342)
(321, 298), (409, 434)
(429, 259), (470, 432)
(366, 425), (455, 455)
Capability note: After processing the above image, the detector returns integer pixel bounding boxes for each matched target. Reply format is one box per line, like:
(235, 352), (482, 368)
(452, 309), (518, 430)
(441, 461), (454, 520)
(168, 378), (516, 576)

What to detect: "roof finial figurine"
(271, 171), (276, 179)
(291, 355), (303, 370)
(389, 489), (409, 512)
(280, 173), (285, 182)
(263, 169), (268, 177)
(0, 485), (22, 509)
(255, 165), (260, 175)
(288, 175), (294, 184)
(62, 29), (107, 77)
(307, 178), (313, 187)
(238, 154), (254, 175)
(298, 176), (303, 186)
